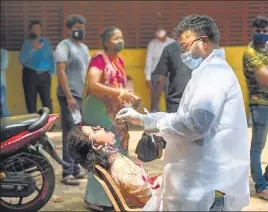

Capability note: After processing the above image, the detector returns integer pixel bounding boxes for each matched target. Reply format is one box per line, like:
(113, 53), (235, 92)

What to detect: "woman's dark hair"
(67, 126), (110, 172)
(100, 26), (120, 51)
(252, 16), (268, 29)
(29, 20), (42, 30)
(66, 14), (86, 29)
(173, 14), (220, 45)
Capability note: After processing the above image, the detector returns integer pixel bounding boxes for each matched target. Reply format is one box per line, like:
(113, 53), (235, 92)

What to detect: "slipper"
(61, 174), (80, 186)
(258, 194), (268, 201)
(256, 192), (268, 201)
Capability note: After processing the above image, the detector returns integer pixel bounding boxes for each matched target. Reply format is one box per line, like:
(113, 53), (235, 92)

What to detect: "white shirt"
(143, 49), (250, 211)
(144, 37), (175, 81)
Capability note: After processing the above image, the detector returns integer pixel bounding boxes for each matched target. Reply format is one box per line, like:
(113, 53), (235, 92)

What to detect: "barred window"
(1, 1), (267, 50)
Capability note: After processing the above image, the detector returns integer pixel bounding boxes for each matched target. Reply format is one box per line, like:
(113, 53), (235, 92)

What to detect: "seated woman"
(67, 126), (161, 207)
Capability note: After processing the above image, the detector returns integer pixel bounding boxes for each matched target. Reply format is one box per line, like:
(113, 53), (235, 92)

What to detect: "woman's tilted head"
(67, 126), (110, 172)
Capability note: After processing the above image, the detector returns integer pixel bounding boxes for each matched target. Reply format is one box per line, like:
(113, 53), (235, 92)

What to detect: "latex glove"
(115, 108), (146, 126)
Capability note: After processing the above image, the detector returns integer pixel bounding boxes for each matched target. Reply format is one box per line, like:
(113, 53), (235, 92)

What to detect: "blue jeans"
(0, 85), (9, 118)
(250, 104), (268, 193)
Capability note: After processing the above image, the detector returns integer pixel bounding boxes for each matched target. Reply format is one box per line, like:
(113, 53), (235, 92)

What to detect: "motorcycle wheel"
(0, 150), (55, 212)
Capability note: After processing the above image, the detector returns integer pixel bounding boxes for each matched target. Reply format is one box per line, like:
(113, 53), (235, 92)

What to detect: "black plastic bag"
(135, 132), (165, 162)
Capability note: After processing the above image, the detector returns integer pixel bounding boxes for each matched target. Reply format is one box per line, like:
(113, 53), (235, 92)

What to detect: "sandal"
(61, 174), (80, 186)
(258, 194), (268, 201)
(256, 190), (268, 201)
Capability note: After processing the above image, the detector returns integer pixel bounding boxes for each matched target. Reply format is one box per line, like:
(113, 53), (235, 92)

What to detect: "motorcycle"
(0, 107), (70, 211)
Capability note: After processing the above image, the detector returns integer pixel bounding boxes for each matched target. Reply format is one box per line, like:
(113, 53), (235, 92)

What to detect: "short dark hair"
(155, 23), (165, 29)
(252, 16), (268, 28)
(29, 20), (42, 30)
(174, 14), (220, 44)
(67, 126), (110, 172)
(66, 14), (86, 29)
(100, 26), (120, 51)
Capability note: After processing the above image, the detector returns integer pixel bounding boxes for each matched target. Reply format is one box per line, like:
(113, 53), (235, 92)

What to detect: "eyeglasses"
(181, 36), (206, 53)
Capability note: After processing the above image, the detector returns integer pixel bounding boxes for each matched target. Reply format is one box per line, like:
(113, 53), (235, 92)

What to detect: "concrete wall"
(5, 47), (249, 127)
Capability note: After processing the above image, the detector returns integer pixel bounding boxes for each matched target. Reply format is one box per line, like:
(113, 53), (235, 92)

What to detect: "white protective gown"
(143, 49), (250, 211)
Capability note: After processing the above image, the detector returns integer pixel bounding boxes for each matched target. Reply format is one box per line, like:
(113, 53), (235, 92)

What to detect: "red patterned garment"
(84, 52), (129, 152)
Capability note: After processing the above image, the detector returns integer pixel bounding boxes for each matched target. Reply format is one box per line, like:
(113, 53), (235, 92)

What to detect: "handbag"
(135, 132), (165, 162)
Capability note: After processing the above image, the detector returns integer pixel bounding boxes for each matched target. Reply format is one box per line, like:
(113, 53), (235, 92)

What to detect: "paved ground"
(40, 128), (268, 211)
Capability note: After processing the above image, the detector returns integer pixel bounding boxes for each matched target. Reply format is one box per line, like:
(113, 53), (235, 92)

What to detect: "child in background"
(125, 75), (141, 108)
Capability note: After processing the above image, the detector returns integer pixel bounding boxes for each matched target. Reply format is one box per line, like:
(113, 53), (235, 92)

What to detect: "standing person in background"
(19, 20), (55, 113)
(150, 41), (191, 113)
(55, 14), (90, 186)
(1, 48), (9, 118)
(243, 15), (268, 200)
(144, 23), (175, 111)
(82, 26), (140, 210)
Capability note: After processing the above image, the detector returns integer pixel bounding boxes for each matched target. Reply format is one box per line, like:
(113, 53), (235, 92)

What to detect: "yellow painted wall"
(5, 47), (249, 127)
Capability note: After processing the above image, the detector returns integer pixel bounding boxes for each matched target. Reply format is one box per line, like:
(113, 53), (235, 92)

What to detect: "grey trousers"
(57, 95), (82, 177)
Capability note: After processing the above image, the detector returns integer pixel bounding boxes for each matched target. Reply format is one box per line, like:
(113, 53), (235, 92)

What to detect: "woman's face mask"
(181, 39), (204, 70)
(114, 41), (124, 52)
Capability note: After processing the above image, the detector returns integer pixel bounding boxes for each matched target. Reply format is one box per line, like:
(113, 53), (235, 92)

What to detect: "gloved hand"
(115, 108), (146, 126)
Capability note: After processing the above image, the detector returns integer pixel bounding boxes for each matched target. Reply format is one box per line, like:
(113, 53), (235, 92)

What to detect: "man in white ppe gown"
(116, 14), (250, 211)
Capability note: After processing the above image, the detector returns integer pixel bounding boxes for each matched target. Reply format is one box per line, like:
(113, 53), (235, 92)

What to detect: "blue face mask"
(253, 33), (268, 44)
(181, 50), (203, 70)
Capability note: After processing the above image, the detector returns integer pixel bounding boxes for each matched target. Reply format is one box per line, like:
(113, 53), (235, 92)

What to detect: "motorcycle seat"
(0, 114), (40, 142)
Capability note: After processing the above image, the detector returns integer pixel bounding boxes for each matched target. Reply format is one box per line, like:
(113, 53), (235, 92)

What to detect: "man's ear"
(67, 29), (72, 36)
(201, 37), (209, 50)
